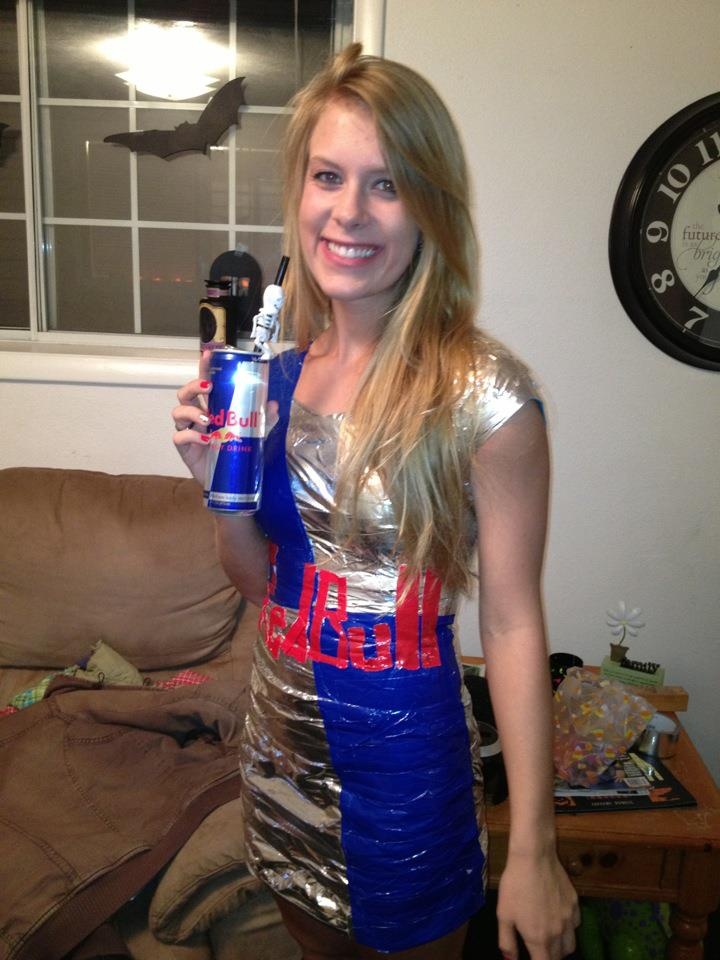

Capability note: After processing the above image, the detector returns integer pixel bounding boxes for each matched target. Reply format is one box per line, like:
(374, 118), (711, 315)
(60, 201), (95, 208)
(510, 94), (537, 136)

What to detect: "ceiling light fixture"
(98, 20), (229, 101)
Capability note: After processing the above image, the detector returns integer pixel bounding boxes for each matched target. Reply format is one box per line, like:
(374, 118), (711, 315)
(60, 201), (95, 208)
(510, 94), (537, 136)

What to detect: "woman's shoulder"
(469, 334), (536, 393)
(268, 345), (305, 377)
(267, 345), (306, 408)
(458, 334), (541, 446)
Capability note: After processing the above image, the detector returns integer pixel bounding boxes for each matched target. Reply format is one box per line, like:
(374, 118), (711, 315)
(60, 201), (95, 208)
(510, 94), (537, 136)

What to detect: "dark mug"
(549, 652), (584, 691)
(462, 672), (508, 805)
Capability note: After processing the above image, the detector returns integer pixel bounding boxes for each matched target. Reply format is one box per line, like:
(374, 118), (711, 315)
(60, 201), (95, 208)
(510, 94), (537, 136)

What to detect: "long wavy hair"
(281, 43), (486, 594)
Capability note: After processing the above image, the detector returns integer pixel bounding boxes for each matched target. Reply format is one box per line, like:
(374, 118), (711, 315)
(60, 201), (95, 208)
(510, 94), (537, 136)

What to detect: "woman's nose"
(332, 184), (367, 229)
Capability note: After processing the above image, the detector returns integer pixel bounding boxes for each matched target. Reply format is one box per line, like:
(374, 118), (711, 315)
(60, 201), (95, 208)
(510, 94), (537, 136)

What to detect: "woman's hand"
(171, 350), (213, 487)
(171, 349), (280, 489)
(496, 849), (580, 960)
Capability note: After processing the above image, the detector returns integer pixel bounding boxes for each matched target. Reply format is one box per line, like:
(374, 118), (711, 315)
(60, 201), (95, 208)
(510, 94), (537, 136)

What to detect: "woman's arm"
(471, 401), (579, 960)
(213, 514), (269, 606)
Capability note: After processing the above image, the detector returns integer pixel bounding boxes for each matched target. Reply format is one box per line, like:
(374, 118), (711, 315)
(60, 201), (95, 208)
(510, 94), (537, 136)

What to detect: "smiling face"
(298, 97), (420, 327)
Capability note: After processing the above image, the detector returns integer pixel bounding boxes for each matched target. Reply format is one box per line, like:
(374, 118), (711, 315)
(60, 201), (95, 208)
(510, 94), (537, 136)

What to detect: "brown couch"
(0, 466), (299, 960)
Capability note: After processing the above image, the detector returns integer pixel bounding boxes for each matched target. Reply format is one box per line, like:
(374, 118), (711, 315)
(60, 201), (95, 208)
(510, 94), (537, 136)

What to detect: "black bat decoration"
(104, 76), (246, 159)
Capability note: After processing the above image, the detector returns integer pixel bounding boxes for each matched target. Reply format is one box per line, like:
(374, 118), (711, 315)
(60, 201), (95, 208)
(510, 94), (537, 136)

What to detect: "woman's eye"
(312, 170), (340, 185)
(375, 178), (396, 194)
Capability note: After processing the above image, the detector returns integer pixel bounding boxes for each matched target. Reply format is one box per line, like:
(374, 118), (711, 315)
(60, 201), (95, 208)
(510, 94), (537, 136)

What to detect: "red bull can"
(205, 349), (269, 514)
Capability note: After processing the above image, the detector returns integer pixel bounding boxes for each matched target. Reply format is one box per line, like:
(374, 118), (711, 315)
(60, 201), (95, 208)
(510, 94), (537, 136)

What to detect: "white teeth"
(326, 241), (376, 259)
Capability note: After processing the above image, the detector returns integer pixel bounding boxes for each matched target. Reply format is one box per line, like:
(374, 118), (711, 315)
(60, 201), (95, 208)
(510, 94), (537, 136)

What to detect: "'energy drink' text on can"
(205, 349), (269, 514)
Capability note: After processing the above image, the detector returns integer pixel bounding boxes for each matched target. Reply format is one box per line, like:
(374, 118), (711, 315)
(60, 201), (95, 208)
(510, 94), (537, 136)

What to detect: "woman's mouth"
(323, 239), (380, 261)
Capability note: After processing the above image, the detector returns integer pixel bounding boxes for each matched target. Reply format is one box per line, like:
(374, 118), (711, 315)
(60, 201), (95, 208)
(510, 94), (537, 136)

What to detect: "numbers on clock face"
(640, 125), (720, 348)
(609, 93), (720, 369)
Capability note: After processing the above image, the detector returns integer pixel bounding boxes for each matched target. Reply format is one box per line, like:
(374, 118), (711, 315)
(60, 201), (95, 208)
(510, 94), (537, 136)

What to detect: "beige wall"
(383, 0), (719, 780)
(1, 0), (718, 780)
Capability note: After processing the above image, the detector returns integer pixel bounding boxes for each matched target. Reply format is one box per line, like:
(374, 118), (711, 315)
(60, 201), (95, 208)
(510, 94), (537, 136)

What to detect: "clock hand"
(695, 265), (720, 297)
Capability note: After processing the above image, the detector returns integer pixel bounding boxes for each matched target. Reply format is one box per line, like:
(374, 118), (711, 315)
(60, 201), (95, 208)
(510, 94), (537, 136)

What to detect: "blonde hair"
(282, 43), (485, 593)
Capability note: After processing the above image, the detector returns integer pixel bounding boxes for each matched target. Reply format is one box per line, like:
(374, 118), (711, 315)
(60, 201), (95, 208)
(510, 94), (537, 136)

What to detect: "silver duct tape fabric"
(240, 344), (537, 951)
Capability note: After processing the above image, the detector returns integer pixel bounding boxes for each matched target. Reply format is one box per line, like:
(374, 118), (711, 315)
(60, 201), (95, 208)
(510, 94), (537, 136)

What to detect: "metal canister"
(199, 280), (231, 350)
(205, 349), (269, 514)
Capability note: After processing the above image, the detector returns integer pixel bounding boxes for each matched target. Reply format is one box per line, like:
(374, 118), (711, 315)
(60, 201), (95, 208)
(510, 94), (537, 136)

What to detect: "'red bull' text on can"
(205, 349), (269, 514)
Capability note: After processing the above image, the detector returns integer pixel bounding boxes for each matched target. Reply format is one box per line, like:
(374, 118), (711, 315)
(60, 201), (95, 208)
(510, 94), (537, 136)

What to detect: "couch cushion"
(149, 798), (261, 943)
(210, 889), (301, 960)
(114, 874), (214, 960)
(0, 468), (246, 670)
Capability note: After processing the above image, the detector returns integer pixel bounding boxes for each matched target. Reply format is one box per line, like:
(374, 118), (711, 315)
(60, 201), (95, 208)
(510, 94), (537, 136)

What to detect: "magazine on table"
(553, 752), (697, 814)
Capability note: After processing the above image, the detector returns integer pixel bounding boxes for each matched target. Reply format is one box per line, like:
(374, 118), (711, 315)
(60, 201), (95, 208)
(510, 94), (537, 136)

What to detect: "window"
(0, 0), (366, 347)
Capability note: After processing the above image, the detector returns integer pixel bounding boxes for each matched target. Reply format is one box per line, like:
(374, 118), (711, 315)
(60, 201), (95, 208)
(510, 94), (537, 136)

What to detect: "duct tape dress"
(242, 345), (538, 953)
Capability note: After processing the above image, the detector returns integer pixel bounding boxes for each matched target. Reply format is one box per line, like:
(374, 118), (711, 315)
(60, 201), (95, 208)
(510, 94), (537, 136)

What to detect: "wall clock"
(609, 92), (720, 370)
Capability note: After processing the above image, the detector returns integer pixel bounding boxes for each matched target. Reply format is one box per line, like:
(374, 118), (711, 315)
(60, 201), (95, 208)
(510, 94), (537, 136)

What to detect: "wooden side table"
(485, 723), (720, 959)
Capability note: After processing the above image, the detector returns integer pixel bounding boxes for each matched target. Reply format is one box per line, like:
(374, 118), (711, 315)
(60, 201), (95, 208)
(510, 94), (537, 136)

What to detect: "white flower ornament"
(606, 601), (645, 644)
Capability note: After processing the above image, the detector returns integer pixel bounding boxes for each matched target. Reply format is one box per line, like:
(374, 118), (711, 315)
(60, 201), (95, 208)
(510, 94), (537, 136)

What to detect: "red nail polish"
(201, 435), (210, 443)
(200, 380), (210, 388)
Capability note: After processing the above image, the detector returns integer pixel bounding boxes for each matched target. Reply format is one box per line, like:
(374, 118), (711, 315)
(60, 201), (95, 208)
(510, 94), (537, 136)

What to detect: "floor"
(463, 891), (536, 960)
(463, 892), (719, 960)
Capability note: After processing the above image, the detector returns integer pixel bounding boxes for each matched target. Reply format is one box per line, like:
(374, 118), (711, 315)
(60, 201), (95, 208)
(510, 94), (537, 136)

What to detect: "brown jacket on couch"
(0, 467), (299, 960)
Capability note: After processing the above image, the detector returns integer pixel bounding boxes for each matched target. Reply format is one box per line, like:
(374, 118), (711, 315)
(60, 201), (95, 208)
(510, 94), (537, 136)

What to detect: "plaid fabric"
(1, 666), (212, 721)
(154, 670), (212, 689)
(8, 667), (77, 710)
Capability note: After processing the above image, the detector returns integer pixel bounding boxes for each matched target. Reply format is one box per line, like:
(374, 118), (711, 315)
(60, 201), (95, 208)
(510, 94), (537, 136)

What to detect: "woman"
(173, 43), (578, 960)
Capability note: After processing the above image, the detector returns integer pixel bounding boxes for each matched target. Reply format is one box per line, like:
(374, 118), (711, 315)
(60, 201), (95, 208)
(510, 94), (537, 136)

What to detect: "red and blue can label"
(205, 349), (269, 514)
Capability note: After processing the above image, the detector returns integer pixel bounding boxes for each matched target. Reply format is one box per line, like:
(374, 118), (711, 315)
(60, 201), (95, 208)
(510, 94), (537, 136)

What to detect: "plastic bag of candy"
(553, 667), (655, 787)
